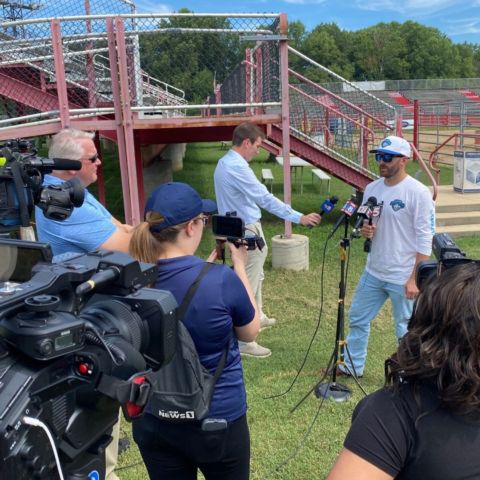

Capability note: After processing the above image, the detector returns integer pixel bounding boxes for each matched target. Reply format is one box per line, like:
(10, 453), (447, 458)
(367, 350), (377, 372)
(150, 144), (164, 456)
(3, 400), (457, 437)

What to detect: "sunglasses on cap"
(375, 153), (403, 163)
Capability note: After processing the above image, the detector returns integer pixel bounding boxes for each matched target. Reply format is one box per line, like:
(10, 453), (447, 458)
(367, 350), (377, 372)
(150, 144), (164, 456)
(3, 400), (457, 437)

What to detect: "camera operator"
(327, 262), (480, 480)
(214, 123), (321, 358)
(34, 128), (132, 259)
(129, 182), (260, 480)
(34, 128), (132, 480)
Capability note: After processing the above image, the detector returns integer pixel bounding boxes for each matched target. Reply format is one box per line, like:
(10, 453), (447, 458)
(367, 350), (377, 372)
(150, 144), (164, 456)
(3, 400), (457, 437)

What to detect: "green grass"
(114, 142), (480, 479)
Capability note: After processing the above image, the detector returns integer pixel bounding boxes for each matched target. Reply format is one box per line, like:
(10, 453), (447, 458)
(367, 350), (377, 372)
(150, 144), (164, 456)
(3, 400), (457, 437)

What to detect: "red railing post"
(114, 17), (142, 225)
(50, 20), (70, 128)
(245, 48), (252, 115)
(413, 100), (420, 161)
(279, 13), (292, 238)
(255, 45), (263, 115)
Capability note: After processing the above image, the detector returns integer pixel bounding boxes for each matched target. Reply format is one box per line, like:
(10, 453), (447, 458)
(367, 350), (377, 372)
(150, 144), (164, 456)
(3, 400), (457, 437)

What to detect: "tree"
(139, 8), (243, 104)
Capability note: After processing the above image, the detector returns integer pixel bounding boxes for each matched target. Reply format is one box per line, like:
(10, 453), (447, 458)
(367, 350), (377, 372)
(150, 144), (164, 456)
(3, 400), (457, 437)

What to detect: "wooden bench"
(311, 168), (331, 192)
(261, 168), (274, 192)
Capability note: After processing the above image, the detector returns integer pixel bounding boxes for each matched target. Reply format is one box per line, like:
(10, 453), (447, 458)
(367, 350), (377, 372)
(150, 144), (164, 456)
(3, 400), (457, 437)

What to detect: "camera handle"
(95, 370), (154, 421)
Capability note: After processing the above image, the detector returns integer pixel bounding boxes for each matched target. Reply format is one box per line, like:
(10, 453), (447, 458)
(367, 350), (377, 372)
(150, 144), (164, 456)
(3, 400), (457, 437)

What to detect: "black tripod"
(314, 216), (367, 402)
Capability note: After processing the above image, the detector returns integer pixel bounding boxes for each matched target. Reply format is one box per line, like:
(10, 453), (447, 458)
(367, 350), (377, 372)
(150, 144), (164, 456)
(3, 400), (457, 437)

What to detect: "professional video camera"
(416, 233), (471, 290)
(0, 242), (177, 480)
(0, 138), (84, 234)
(212, 212), (265, 251)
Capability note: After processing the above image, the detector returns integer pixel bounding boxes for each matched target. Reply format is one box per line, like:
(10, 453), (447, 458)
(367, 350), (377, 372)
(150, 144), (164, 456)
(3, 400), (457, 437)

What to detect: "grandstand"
(0, 1), (478, 227)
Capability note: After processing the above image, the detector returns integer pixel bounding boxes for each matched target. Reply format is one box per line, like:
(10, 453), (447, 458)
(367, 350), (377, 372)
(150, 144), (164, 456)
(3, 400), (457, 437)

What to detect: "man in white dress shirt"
(214, 123), (321, 357)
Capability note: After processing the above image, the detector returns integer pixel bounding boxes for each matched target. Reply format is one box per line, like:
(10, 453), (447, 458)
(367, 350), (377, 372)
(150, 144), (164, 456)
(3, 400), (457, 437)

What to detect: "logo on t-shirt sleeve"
(390, 199), (405, 211)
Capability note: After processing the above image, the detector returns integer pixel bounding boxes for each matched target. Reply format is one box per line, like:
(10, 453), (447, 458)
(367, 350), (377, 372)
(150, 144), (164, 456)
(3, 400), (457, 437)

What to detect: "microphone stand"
(314, 215), (366, 402)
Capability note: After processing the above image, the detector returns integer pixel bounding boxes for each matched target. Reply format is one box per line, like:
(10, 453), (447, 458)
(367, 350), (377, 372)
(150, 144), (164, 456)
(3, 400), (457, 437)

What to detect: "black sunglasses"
(84, 153), (99, 163)
(375, 153), (402, 163)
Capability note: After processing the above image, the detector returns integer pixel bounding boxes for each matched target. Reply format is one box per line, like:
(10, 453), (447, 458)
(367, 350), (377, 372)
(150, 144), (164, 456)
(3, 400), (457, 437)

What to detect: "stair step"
(436, 203), (480, 213)
(436, 211), (480, 227)
(435, 224), (480, 237)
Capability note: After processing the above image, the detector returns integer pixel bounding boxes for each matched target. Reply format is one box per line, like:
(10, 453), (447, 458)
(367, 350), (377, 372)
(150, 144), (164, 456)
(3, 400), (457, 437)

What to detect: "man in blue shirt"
(34, 128), (131, 480)
(35, 128), (132, 259)
(214, 123), (321, 357)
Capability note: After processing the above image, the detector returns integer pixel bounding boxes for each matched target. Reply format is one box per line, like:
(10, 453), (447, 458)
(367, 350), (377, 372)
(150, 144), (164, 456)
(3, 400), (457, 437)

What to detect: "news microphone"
(320, 195), (339, 216)
(351, 196), (377, 237)
(364, 203), (382, 253)
(75, 266), (121, 296)
(307, 195), (339, 229)
(328, 197), (357, 238)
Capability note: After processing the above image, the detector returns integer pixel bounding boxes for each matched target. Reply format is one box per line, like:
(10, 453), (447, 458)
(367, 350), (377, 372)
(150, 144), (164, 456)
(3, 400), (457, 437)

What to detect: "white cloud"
(353, 0), (462, 14)
(445, 17), (480, 35)
(134, 1), (172, 13)
(283, 0), (327, 4)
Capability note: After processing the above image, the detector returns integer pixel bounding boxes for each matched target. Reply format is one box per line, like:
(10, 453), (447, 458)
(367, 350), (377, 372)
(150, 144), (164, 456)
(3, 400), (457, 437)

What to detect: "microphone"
(51, 158), (82, 170)
(319, 195), (339, 216)
(351, 196), (377, 237)
(25, 158), (82, 172)
(308, 195), (339, 229)
(364, 204), (382, 253)
(328, 197), (357, 239)
(75, 266), (121, 296)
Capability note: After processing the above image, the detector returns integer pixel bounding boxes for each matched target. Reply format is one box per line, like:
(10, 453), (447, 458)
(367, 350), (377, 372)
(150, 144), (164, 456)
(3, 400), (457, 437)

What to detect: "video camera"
(0, 243), (177, 479)
(0, 138), (84, 234)
(416, 233), (471, 290)
(212, 212), (265, 251)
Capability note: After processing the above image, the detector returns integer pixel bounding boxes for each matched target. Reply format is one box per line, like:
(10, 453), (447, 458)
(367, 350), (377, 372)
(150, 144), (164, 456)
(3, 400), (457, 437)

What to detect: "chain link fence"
(287, 46), (396, 176)
(0, 9), (282, 129)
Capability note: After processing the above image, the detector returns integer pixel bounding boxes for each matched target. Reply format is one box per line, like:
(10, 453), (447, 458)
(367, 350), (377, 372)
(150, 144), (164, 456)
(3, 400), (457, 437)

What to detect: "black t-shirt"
(344, 383), (480, 479)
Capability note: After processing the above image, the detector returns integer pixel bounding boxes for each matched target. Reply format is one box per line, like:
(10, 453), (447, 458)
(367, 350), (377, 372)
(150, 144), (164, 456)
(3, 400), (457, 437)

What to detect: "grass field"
(113, 142), (480, 479)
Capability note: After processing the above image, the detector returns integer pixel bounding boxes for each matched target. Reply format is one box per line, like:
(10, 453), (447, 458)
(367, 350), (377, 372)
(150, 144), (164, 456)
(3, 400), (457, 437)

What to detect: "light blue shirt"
(213, 149), (302, 225)
(35, 175), (116, 257)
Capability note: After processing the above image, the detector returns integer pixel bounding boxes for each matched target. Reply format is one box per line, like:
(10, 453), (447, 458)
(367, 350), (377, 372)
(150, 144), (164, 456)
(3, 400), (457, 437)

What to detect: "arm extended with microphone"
(307, 195), (339, 229)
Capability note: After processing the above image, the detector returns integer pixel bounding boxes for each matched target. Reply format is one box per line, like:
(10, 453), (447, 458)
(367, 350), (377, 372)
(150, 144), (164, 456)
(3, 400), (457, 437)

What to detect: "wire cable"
(22, 416), (65, 480)
(265, 235), (331, 399)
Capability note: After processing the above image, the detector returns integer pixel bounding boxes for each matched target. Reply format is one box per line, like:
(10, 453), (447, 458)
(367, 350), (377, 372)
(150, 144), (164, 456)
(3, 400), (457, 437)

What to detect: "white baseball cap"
(370, 136), (411, 158)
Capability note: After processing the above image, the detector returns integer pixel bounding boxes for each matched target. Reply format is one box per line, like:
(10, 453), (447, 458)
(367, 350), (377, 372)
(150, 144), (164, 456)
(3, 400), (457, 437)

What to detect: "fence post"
(50, 20), (70, 128)
(413, 100), (419, 161)
(279, 13), (292, 238)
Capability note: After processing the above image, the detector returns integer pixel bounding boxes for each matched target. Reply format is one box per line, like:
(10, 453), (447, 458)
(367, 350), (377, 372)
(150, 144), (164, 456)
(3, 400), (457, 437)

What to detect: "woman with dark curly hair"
(327, 262), (480, 480)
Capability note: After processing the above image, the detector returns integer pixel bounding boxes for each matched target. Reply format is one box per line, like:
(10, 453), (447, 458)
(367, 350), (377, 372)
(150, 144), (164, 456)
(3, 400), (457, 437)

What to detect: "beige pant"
(105, 413), (121, 480)
(245, 221), (268, 319)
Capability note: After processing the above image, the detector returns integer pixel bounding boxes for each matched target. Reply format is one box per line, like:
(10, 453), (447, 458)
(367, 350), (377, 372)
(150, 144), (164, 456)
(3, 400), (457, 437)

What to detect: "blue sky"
(135, 0), (480, 44)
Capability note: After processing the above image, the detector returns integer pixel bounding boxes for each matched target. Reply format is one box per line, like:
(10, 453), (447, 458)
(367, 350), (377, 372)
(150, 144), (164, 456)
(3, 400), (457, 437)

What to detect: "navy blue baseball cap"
(145, 182), (217, 232)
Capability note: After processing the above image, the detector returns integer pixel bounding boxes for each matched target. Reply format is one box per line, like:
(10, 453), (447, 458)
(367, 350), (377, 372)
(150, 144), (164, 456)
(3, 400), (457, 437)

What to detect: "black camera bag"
(147, 262), (229, 422)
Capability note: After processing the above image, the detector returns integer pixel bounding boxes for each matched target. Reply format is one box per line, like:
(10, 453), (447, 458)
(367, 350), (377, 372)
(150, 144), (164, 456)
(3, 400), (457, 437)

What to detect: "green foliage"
(288, 19), (479, 81)
(138, 9), (243, 104)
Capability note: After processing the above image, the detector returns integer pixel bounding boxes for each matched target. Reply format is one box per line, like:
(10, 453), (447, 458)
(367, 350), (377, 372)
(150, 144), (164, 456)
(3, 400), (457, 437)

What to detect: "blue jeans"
(342, 271), (413, 376)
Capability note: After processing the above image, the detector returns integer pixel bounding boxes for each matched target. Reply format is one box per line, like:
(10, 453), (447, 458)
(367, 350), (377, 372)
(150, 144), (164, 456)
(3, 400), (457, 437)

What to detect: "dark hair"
(232, 123), (265, 147)
(129, 211), (185, 263)
(387, 262), (480, 415)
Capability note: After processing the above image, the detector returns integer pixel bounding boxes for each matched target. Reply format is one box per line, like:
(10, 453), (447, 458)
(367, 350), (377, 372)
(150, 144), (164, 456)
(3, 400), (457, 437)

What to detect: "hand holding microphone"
(351, 196), (377, 238)
(306, 195), (339, 228)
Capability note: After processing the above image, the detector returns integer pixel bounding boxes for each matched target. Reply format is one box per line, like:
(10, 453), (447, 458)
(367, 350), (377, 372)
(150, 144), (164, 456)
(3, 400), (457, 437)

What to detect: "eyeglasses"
(375, 153), (402, 163)
(194, 215), (209, 226)
(83, 153), (99, 163)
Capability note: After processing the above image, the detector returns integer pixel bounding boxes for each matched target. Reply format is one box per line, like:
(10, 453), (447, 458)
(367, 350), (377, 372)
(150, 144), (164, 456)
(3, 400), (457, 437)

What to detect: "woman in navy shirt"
(129, 182), (259, 480)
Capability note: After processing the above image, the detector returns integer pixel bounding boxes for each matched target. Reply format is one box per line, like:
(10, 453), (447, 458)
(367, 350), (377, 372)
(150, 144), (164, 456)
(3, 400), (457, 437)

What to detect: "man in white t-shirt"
(340, 135), (435, 378)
